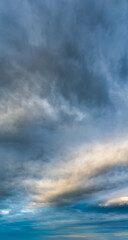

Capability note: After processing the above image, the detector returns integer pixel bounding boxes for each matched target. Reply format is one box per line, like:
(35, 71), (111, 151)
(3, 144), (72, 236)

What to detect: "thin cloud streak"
(51, 235), (88, 238)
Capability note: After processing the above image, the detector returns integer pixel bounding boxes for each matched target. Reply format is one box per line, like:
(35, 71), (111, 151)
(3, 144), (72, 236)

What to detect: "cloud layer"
(0, 0), (128, 239)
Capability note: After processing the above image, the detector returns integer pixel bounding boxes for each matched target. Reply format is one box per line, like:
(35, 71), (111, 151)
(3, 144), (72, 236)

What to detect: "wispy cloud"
(49, 235), (88, 238)
(114, 232), (128, 237)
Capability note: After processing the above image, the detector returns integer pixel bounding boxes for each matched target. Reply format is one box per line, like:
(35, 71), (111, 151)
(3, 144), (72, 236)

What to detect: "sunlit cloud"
(0, 209), (10, 215)
(100, 196), (128, 207)
(25, 140), (128, 207)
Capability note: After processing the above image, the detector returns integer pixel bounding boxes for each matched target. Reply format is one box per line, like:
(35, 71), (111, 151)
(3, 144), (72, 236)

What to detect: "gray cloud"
(0, 0), (128, 217)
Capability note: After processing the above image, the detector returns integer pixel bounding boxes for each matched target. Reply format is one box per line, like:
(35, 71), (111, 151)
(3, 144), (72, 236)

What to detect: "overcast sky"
(0, 1), (128, 240)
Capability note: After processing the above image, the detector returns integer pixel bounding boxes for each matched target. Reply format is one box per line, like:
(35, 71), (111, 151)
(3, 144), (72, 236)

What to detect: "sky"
(0, 0), (128, 239)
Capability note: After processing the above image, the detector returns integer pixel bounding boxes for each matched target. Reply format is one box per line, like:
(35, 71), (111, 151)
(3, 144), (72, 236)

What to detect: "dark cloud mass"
(0, 0), (128, 239)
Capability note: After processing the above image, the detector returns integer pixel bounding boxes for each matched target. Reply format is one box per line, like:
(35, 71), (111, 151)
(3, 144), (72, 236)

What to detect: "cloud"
(0, 209), (10, 215)
(0, 3), (128, 240)
(2, 138), (128, 209)
(0, 93), (56, 132)
(26, 140), (128, 207)
(51, 235), (88, 238)
(100, 196), (128, 207)
(114, 232), (128, 237)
